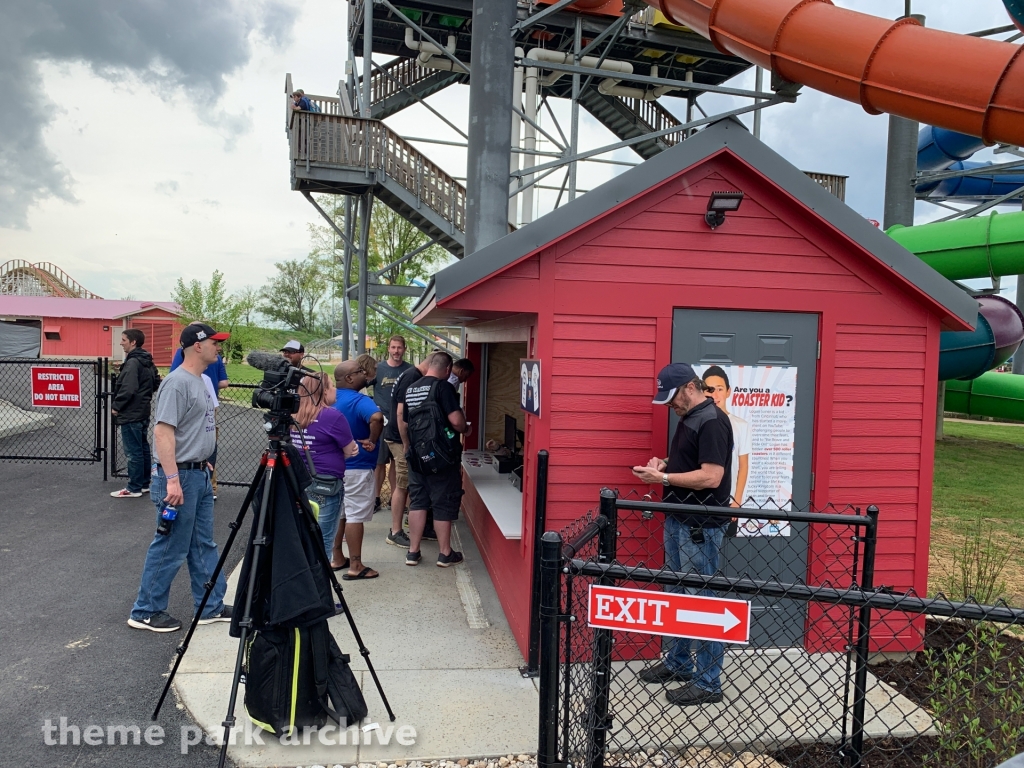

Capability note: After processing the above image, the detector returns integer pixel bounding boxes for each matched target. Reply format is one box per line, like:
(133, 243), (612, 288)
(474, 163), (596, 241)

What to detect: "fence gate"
(0, 357), (108, 476)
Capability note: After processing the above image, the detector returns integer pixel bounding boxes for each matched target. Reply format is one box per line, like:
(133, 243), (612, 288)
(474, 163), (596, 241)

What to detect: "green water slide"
(887, 212), (1024, 421)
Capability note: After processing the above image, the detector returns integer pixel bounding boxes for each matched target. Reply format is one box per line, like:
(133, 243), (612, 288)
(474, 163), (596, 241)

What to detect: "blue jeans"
(308, 488), (343, 561)
(663, 517), (726, 694)
(130, 468), (227, 620)
(121, 420), (151, 493)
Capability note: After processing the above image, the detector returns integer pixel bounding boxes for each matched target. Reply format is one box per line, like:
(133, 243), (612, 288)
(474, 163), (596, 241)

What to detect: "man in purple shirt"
(331, 359), (384, 580)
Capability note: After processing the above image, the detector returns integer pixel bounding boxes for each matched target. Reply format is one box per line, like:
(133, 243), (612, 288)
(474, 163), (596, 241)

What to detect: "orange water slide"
(643, 0), (1024, 147)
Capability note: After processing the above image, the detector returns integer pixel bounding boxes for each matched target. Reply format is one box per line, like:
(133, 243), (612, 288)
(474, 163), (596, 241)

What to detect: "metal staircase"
(368, 57), (467, 120)
(580, 90), (689, 160)
(288, 108), (467, 257)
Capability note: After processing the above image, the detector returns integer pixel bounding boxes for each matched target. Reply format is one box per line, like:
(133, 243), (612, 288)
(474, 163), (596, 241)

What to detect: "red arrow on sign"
(587, 584), (750, 644)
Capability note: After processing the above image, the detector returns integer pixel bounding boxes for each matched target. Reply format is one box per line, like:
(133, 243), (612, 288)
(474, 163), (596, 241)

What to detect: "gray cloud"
(0, 0), (299, 228)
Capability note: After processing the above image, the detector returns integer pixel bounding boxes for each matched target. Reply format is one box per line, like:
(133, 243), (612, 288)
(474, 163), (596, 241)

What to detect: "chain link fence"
(537, 489), (1024, 768)
(110, 372), (268, 487)
(0, 358), (107, 469)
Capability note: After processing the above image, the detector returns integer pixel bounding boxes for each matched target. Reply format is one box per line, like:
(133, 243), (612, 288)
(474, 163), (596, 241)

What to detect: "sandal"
(342, 567), (379, 581)
(330, 558), (350, 571)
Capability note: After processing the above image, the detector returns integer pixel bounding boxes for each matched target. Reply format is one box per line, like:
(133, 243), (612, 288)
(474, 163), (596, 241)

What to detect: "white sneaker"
(110, 488), (142, 498)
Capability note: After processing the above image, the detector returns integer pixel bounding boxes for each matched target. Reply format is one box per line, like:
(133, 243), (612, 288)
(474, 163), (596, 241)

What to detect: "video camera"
(245, 351), (307, 414)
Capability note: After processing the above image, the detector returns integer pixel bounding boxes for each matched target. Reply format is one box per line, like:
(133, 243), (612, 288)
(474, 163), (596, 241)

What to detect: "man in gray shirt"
(128, 323), (232, 633)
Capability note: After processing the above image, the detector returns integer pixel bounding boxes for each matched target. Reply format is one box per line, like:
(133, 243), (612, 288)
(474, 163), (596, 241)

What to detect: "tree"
(258, 257), (329, 333)
(307, 196), (454, 353)
(233, 285), (261, 326)
(172, 270), (234, 326)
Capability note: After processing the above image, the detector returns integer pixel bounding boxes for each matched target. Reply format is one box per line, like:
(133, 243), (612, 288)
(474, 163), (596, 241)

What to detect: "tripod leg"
(280, 453), (397, 722)
(215, 451), (281, 768)
(152, 455), (268, 720)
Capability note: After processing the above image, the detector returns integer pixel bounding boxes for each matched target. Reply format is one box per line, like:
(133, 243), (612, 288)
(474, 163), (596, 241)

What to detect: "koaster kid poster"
(694, 364), (798, 537)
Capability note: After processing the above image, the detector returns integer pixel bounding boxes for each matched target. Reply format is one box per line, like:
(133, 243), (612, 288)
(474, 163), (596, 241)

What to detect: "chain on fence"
(0, 358), (105, 464)
(110, 372), (269, 487)
(540, 490), (1024, 768)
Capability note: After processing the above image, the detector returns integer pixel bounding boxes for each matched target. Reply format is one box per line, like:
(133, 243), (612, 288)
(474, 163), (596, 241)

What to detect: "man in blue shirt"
(170, 336), (229, 390)
(331, 358), (384, 580)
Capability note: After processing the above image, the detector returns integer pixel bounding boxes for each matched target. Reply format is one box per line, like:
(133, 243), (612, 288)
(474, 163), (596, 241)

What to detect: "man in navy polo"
(632, 362), (733, 706)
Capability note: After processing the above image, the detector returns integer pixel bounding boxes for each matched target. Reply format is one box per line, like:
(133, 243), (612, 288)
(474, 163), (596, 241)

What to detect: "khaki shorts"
(385, 441), (409, 490)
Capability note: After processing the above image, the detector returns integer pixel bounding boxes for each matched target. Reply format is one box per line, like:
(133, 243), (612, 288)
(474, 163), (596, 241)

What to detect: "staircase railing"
(615, 95), (689, 147)
(289, 112), (466, 234)
(370, 57), (453, 107)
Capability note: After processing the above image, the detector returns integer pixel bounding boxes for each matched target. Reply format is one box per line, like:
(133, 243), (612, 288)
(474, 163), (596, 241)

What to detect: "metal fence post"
(589, 489), (618, 768)
(849, 504), (879, 768)
(522, 450), (550, 677)
(537, 530), (563, 768)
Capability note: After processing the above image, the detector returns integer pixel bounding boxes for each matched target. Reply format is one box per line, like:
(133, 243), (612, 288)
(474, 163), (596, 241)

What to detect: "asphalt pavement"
(0, 459), (249, 768)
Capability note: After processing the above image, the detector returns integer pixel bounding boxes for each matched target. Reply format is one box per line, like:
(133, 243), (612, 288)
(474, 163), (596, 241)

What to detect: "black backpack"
(406, 379), (460, 475)
(244, 620), (367, 736)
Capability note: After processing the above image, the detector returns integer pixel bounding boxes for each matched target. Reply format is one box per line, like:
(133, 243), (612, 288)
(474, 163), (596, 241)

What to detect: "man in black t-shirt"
(632, 362), (733, 707)
(399, 351), (470, 568)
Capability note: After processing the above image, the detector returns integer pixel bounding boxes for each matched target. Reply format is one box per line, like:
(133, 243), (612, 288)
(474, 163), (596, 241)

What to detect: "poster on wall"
(520, 359), (541, 417)
(693, 364), (797, 537)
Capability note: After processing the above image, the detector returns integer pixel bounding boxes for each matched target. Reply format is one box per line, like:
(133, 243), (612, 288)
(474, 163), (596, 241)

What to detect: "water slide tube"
(916, 126), (1024, 203)
(641, 0), (1024, 148)
(945, 371), (1024, 420)
(1005, 0), (1024, 33)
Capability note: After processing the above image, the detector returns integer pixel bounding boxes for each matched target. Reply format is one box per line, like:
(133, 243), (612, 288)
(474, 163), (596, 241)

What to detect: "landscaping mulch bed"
(773, 618), (1024, 768)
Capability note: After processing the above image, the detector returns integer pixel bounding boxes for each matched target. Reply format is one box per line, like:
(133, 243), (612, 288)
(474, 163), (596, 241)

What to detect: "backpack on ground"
(244, 620), (367, 736)
(405, 379), (459, 475)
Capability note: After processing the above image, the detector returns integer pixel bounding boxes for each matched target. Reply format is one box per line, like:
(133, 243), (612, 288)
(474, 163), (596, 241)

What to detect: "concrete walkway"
(174, 511), (539, 767)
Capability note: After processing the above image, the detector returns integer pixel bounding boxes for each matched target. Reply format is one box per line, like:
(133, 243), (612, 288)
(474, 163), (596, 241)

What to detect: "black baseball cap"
(180, 323), (229, 347)
(652, 363), (699, 405)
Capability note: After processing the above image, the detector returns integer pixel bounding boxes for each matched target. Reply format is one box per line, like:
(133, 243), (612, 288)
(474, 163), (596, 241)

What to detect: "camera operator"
(631, 363), (733, 707)
(128, 324), (232, 633)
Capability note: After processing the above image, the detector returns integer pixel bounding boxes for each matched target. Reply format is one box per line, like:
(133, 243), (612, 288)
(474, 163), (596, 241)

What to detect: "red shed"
(413, 118), (977, 658)
(0, 297), (184, 365)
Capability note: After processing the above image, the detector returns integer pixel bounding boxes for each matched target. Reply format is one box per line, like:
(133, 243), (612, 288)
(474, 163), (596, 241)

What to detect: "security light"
(705, 191), (745, 229)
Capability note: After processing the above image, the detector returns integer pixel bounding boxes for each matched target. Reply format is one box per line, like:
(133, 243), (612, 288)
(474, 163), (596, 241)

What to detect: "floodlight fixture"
(705, 191), (745, 229)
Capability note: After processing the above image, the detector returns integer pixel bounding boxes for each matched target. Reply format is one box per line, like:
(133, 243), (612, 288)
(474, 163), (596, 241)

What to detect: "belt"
(175, 461), (208, 471)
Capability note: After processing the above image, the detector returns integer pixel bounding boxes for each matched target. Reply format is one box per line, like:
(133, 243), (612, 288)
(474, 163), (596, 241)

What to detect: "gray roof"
(417, 117), (977, 329)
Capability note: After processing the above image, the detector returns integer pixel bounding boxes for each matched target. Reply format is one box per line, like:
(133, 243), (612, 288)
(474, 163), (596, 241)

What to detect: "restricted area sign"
(588, 584), (750, 644)
(31, 366), (82, 408)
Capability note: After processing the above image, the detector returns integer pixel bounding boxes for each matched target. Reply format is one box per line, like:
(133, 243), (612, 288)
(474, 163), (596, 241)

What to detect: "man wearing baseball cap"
(281, 340), (305, 367)
(631, 362), (733, 706)
(128, 323), (231, 632)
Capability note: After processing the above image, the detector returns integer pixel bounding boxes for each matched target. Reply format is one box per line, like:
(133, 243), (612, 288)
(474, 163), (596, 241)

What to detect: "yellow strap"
(290, 627), (301, 734)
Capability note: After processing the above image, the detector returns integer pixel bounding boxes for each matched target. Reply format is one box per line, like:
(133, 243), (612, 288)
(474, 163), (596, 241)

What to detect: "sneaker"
(666, 683), (723, 706)
(141, 486), (151, 494)
(405, 550), (422, 566)
(638, 661), (693, 684)
(197, 605), (233, 625)
(422, 527), (438, 541)
(127, 612), (182, 633)
(111, 488), (142, 498)
(374, 496), (382, 511)
(436, 550), (464, 568)
(386, 529), (411, 548)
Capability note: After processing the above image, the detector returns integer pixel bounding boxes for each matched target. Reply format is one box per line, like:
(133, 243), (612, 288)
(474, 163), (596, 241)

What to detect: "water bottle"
(151, 462), (158, 479)
(156, 504), (177, 536)
(444, 427), (456, 440)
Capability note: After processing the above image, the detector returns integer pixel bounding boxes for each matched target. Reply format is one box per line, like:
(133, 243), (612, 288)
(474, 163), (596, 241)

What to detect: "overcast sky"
(0, 0), (1020, 304)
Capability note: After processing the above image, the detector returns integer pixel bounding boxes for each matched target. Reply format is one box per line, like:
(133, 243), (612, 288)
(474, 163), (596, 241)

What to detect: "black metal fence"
(110, 373), (268, 487)
(0, 357), (107, 474)
(538, 489), (1024, 768)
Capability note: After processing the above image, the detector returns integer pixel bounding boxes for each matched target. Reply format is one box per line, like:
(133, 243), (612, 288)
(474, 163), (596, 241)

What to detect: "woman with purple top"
(291, 374), (358, 560)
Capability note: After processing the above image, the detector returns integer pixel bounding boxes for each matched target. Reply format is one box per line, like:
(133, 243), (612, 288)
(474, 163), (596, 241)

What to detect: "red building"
(413, 119), (976, 657)
(0, 297), (184, 365)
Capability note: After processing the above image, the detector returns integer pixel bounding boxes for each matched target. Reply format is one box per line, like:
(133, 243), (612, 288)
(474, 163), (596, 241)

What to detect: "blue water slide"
(916, 126), (1024, 202)
(1005, 0), (1024, 32)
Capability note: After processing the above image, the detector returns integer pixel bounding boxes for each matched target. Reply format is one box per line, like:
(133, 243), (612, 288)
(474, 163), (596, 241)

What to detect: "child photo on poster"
(695, 364), (798, 537)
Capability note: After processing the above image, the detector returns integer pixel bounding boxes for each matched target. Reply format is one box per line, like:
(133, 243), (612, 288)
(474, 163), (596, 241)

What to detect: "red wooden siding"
(446, 153), (942, 658)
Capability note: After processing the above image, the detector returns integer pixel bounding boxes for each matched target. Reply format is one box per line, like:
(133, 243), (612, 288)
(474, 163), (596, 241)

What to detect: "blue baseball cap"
(653, 363), (700, 405)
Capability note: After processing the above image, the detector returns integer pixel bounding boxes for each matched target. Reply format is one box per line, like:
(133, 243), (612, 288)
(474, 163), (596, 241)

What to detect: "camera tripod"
(152, 410), (395, 768)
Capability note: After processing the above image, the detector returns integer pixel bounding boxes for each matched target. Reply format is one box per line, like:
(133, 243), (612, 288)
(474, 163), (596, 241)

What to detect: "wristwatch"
(662, 473), (670, 486)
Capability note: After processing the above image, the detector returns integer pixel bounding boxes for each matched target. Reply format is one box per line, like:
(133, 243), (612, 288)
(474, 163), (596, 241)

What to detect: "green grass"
(933, 420), (1024, 524)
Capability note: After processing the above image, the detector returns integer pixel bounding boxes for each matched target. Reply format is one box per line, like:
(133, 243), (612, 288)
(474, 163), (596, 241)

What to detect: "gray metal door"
(672, 309), (818, 647)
